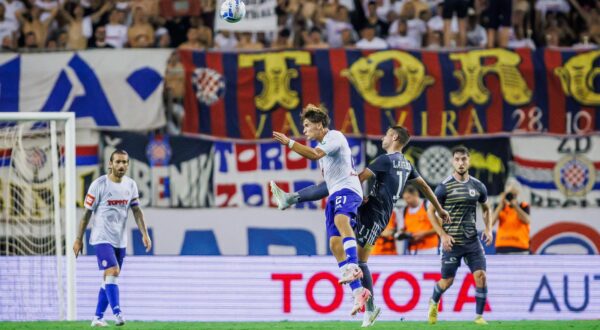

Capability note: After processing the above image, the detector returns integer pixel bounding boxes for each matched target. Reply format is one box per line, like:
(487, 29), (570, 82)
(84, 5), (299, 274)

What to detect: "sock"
(359, 262), (374, 312)
(475, 286), (487, 315)
(94, 282), (109, 318)
(350, 279), (362, 293)
(342, 237), (358, 265)
(104, 275), (122, 315)
(431, 283), (445, 303)
(297, 182), (329, 203)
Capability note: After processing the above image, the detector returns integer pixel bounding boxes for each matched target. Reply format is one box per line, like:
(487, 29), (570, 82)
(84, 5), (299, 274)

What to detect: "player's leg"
(465, 240), (488, 324)
(104, 246), (127, 326)
(429, 246), (460, 324)
(92, 243), (117, 327)
(358, 244), (381, 327)
(270, 181), (328, 210)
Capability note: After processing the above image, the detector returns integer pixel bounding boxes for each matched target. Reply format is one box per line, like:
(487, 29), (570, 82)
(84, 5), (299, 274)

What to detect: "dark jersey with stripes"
(434, 175), (488, 245)
(366, 152), (420, 221)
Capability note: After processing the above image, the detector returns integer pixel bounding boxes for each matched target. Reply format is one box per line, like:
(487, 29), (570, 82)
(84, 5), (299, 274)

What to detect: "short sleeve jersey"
(315, 130), (362, 197)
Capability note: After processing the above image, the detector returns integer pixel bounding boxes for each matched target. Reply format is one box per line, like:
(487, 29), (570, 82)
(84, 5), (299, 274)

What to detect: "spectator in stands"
(1, 0), (24, 35)
(104, 9), (128, 48)
(340, 26), (356, 47)
(398, 0), (429, 19)
(397, 184), (438, 255)
(370, 211), (399, 256)
(303, 27), (329, 49)
(365, 0), (389, 38)
(236, 32), (264, 51)
(61, 1), (111, 50)
(1, 35), (14, 51)
(492, 181), (531, 255)
(128, 7), (154, 48)
(572, 31), (599, 49)
(397, 1), (426, 47)
(568, 0), (600, 45)
(155, 26), (171, 48)
(512, 0), (530, 41)
(0, 3), (13, 46)
(442, 0), (468, 47)
(16, 5), (57, 48)
(466, 9), (486, 47)
(482, 0), (511, 47)
(214, 30), (238, 50)
(387, 18), (418, 48)
(178, 27), (205, 50)
(356, 24), (388, 48)
(272, 28), (292, 49)
(23, 30), (37, 49)
(89, 25), (113, 48)
(425, 30), (443, 49)
(508, 27), (535, 49)
(324, 4), (354, 47)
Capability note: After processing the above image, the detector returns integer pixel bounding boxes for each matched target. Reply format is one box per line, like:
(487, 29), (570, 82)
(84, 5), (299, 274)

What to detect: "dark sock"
(359, 262), (375, 312)
(297, 182), (329, 202)
(431, 283), (445, 303)
(476, 286), (487, 315)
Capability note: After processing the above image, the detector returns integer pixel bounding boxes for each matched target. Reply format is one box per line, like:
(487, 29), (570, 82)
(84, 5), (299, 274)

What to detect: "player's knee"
(104, 266), (120, 277)
(333, 215), (350, 227)
(474, 270), (486, 286)
(440, 277), (454, 290)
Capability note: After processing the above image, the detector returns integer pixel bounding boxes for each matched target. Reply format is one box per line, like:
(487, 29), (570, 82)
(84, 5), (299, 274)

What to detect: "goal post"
(0, 112), (76, 321)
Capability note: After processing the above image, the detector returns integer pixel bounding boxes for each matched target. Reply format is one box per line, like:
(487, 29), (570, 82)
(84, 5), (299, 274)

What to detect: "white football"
(220, 0), (246, 23)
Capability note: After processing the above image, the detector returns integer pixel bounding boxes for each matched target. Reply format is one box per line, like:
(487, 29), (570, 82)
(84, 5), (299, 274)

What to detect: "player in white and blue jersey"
(273, 104), (371, 316)
(73, 150), (151, 327)
(271, 126), (449, 326)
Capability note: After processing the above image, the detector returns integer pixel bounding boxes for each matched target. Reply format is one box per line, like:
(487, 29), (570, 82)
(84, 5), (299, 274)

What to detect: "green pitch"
(0, 321), (599, 330)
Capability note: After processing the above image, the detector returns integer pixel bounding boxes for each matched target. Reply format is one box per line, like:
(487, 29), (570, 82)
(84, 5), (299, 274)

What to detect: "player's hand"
(143, 235), (152, 252)
(438, 209), (451, 224)
(73, 238), (83, 258)
(482, 229), (493, 246)
(272, 131), (290, 146)
(441, 233), (455, 251)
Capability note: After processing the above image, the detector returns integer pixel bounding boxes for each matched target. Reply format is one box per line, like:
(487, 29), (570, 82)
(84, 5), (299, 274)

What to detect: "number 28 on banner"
(512, 107), (593, 134)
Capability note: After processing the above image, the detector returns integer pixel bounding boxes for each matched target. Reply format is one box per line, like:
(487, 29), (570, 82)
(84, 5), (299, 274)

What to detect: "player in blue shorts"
(274, 104), (375, 316)
(426, 145), (493, 325)
(73, 150), (151, 327)
(272, 126), (449, 326)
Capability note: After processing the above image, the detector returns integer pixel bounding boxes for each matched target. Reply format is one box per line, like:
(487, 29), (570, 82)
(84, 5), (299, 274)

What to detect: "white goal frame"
(0, 112), (77, 320)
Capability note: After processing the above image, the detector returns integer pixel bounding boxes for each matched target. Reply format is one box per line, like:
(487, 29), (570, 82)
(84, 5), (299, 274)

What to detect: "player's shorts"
(325, 189), (362, 239)
(94, 243), (126, 270)
(440, 239), (486, 279)
(442, 0), (469, 19)
(354, 199), (389, 248)
(482, 0), (512, 28)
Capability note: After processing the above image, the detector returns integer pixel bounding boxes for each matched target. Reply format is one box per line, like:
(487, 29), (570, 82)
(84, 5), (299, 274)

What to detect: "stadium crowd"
(0, 0), (598, 52)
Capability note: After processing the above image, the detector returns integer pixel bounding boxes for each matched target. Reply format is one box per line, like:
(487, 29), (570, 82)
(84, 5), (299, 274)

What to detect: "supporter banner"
(367, 137), (511, 196)
(0, 50), (171, 130)
(214, 0), (277, 32)
(213, 138), (364, 208)
(181, 48), (600, 139)
(74, 207), (598, 256)
(3, 255), (598, 321)
(512, 136), (600, 208)
(101, 132), (214, 208)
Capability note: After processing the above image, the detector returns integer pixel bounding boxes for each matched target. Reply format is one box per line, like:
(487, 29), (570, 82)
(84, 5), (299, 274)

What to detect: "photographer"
(492, 181), (531, 254)
(396, 184), (439, 255)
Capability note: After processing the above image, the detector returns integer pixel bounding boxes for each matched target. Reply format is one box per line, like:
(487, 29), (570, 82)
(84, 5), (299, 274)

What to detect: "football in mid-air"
(220, 0), (246, 23)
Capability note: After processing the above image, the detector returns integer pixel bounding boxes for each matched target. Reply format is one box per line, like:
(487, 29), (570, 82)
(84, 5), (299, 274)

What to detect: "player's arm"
(358, 168), (374, 183)
(478, 182), (493, 245)
(512, 201), (531, 224)
(73, 209), (92, 258)
(273, 131), (326, 161)
(427, 202), (454, 251)
(131, 201), (152, 252)
(412, 176), (450, 223)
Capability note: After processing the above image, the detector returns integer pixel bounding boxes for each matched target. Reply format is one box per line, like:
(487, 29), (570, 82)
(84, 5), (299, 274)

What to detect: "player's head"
(382, 126), (410, 151)
(451, 145), (470, 176)
(301, 104), (330, 140)
(402, 184), (420, 207)
(109, 149), (129, 178)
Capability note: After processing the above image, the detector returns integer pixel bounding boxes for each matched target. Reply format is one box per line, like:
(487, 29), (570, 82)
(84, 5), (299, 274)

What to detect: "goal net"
(0, 113), (76, 321)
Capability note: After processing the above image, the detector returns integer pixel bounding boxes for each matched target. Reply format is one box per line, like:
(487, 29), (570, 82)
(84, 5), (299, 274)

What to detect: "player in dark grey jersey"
(270, 126), (449, 327)
(426, 145), (493, 325)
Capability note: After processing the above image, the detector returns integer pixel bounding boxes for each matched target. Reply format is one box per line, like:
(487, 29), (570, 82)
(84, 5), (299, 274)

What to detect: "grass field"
(1, 321), (599, 330)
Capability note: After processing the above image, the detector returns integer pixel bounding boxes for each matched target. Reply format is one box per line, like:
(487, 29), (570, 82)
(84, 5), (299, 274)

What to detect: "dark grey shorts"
(441, 239), (486, 279)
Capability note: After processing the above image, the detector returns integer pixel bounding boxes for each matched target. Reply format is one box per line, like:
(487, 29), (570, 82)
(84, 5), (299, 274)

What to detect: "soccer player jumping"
(73, 149), (152, 327)
(273, 104), (371, 316)
(272, 125), (449, 327)
(426, 145), (493, 325)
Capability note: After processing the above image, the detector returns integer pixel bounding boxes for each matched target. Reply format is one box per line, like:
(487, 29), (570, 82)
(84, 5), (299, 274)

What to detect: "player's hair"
(301, 104), (330, 128)
(451, 145), (470, 156)
(389, 126), (410, 146)
(404, 184), (418, 195)
(110, 149), (129, 162)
